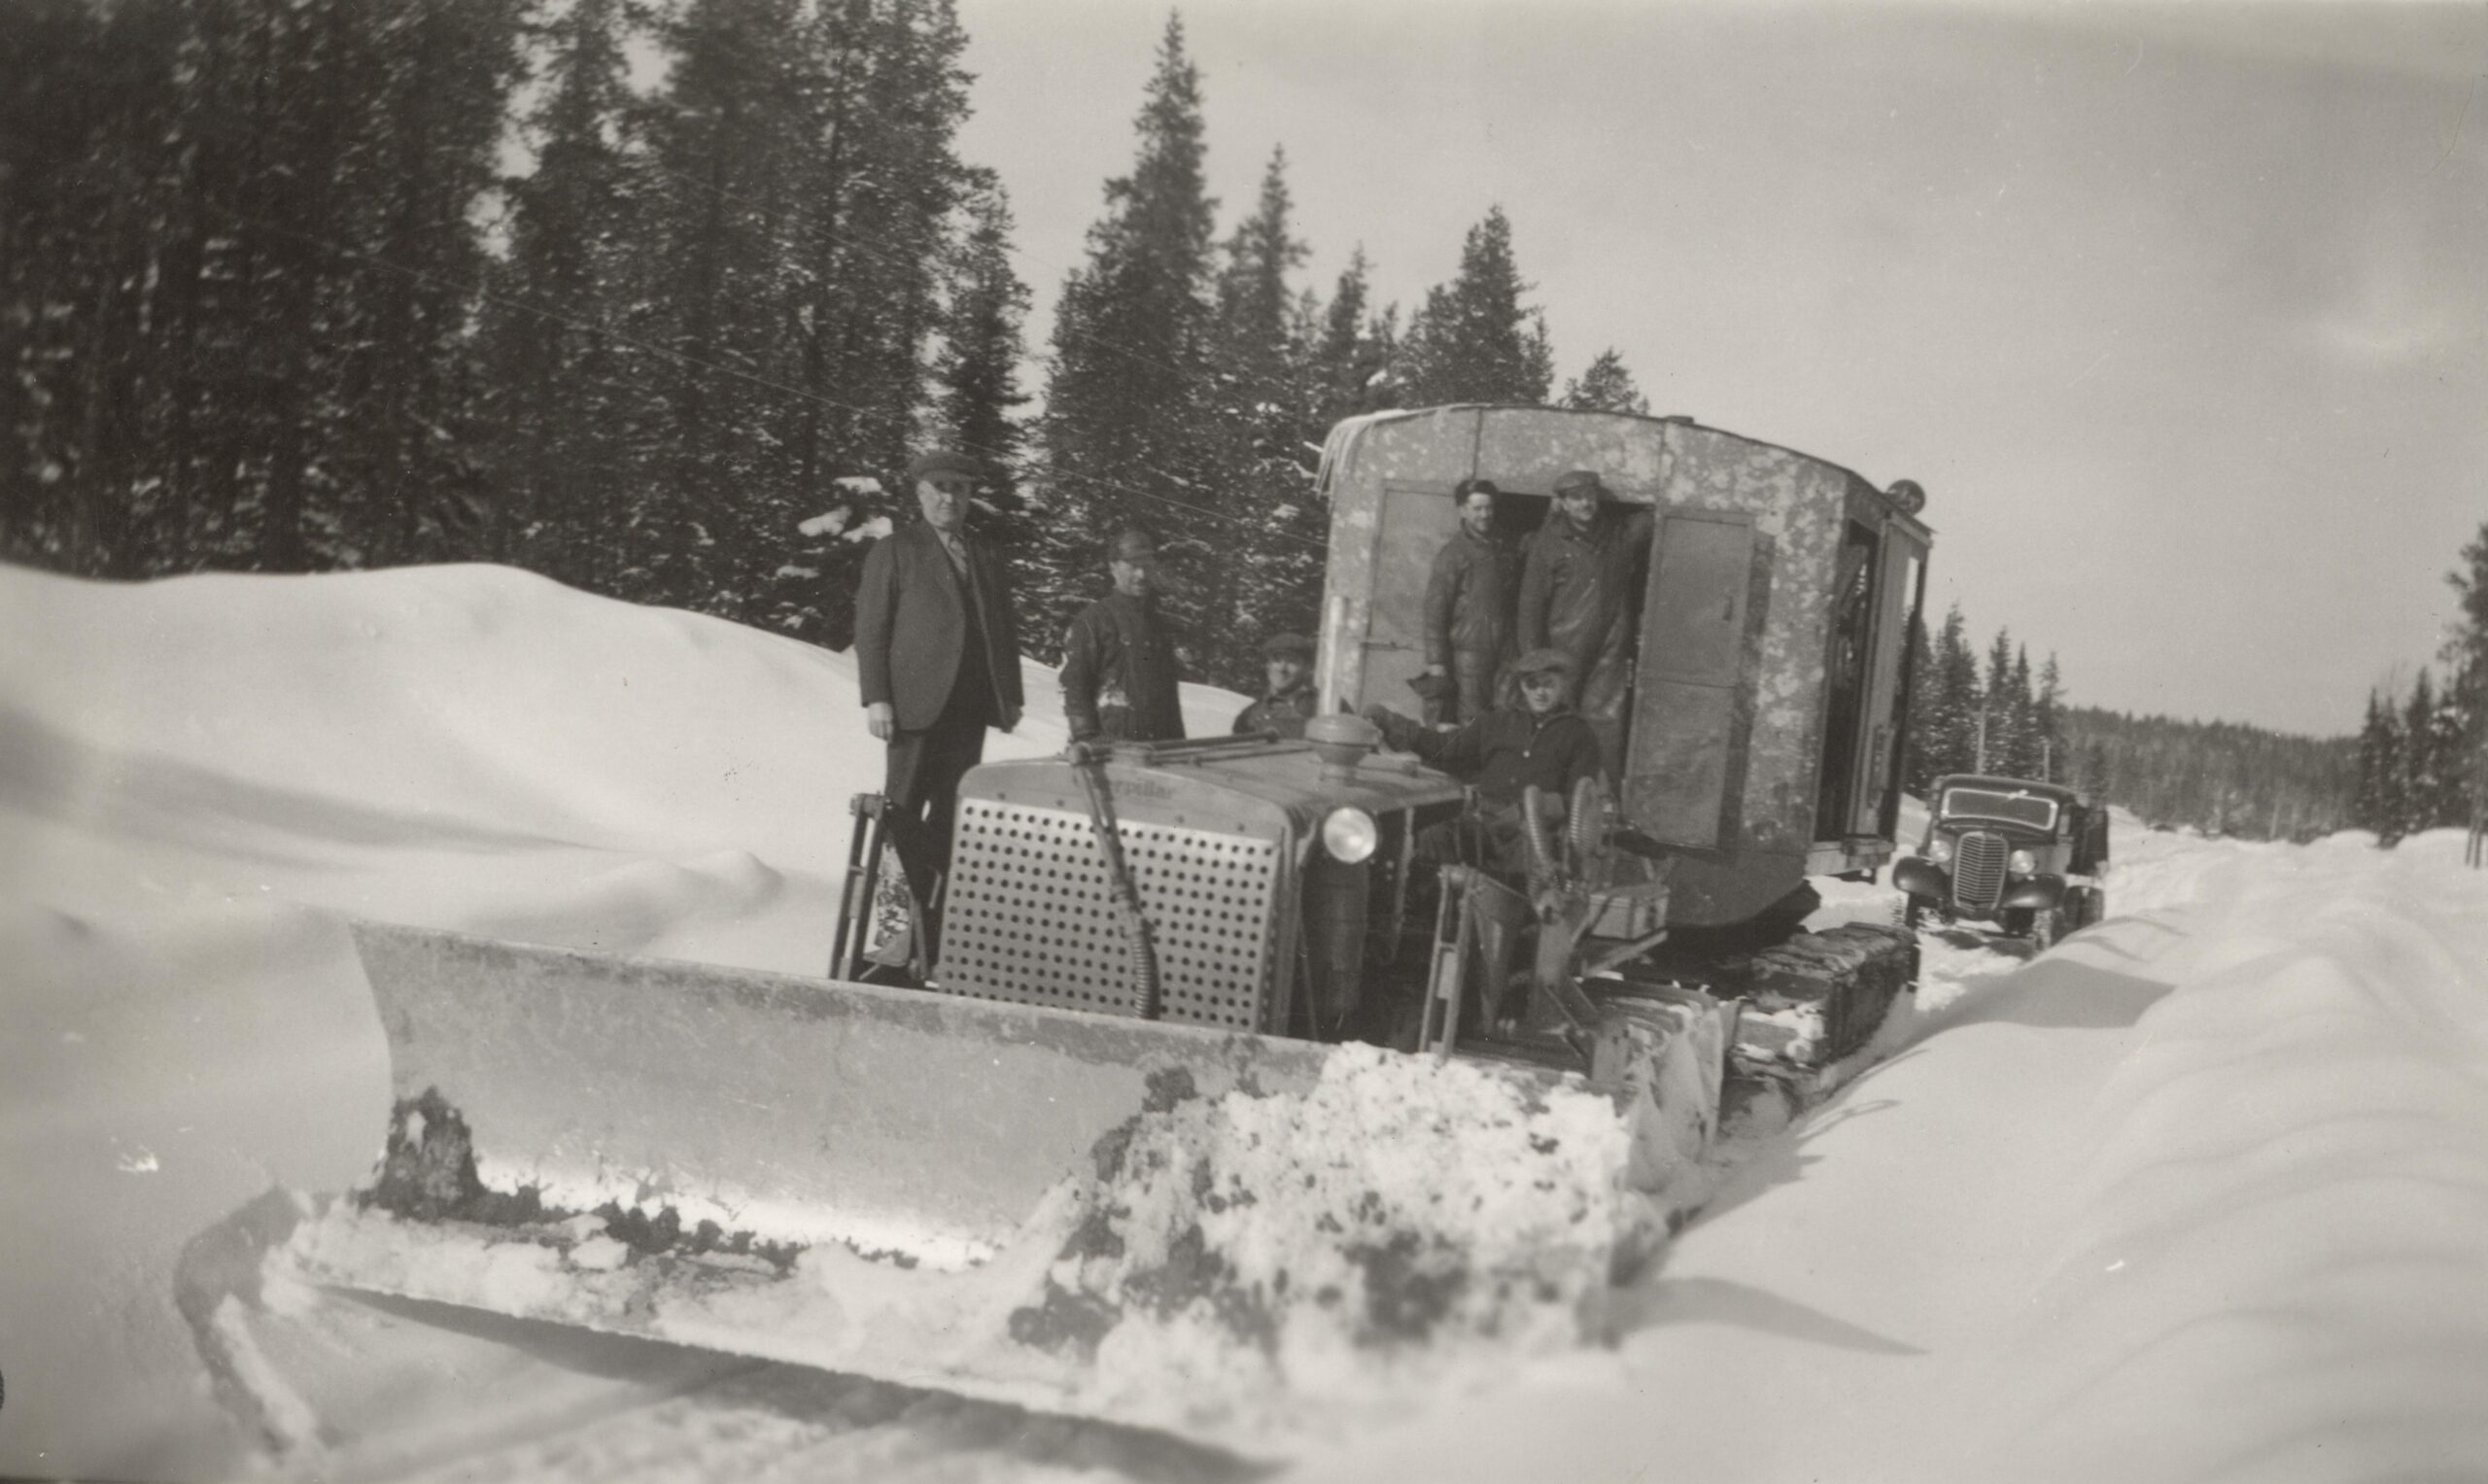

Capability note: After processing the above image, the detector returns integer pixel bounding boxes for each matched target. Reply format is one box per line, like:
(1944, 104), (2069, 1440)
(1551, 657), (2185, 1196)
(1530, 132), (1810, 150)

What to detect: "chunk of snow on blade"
(845, 516), (893, 542)
(795, 508), (849, 537)
(832, 475), (883, 496)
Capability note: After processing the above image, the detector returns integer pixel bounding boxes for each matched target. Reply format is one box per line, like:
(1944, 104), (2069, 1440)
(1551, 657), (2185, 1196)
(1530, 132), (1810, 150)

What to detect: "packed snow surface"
(7, 561), (2488, 1481)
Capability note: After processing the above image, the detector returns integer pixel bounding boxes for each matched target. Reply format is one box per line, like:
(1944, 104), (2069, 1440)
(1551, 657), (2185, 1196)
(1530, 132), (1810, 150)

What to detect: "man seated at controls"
(1232, 632), (1319, 739)
(1364, 647), (1607, 873)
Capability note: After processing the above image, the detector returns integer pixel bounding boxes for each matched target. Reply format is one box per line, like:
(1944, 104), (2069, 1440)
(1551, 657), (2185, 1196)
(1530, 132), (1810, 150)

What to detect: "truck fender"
(1892, 857), (1948, 900)
(2001, 875), (2067, 911)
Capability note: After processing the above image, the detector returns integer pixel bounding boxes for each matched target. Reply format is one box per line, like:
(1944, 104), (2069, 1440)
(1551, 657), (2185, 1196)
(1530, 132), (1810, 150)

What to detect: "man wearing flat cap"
(1233, 633), (1319, 739)
(1364, 646), (1606, 872)
(1060, 527), (1187, 744)
(1422, 476), (1524, 726)
(1516, 468), (1653, 770)
(854, 449), (1025, 923)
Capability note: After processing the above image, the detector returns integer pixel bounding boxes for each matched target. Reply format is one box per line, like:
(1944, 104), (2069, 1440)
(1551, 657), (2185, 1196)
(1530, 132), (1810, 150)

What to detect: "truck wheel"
(1900, 895), (1926, 930)
(2027, 909), (2056, 952)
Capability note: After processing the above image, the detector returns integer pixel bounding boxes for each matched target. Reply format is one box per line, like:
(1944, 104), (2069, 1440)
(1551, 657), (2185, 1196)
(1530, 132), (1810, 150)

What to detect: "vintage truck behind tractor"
(268, 406), (1935, 1452)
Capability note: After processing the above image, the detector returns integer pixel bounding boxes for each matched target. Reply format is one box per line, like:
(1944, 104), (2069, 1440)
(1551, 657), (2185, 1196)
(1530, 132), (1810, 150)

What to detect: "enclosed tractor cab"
(886, 403), (1934, 1079)
(276, 404), (1939, 1455)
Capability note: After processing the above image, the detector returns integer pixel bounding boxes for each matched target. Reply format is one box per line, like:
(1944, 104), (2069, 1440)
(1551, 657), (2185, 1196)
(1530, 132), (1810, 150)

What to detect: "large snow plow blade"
(282, 922), (1724, 1450)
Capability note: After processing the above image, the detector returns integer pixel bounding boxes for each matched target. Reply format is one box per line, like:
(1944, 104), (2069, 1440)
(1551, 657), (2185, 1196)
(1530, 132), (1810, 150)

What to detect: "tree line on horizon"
(1, 1), (1651, 695)
(1901, 603), (2358, 842)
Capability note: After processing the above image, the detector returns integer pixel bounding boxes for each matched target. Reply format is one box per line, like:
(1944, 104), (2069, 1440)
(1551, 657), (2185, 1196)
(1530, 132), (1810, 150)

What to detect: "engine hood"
(967, 743), (1466, 839)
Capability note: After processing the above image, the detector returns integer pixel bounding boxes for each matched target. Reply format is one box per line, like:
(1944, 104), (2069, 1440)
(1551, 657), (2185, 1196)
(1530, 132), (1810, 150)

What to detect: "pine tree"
(328, 0), (524, 568)
(1914, 604), (1981, 784)
(482, 0), (643, 592)
(927, 175), (1038, 614)
(1560, 348), (1650, 415)
(2353, 689), (2404, 842)
(1398, 207), (1554, 406)
(1204, 146), (1323, 687)
(1310, 246), (1395, 426)
(1980, 628), (2016, 773)
(2442, 521), (2488, 835)
(2004, 645), (2039, 777)
(2034, 653), (2068, 782)
(1036, 14), (1221, 650)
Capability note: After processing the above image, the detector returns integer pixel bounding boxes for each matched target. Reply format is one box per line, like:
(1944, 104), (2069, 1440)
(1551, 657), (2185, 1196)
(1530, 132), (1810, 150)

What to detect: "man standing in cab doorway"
(853, 450), (1024, 926)
(1233, 632), (1319, 739)
(1421, 476), (1524, 726)
(1516, 468), (1652, 771)
(1060, 527), (1187, 744)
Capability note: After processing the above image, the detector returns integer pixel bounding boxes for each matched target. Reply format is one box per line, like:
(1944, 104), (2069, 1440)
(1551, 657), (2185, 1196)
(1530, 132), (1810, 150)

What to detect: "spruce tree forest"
(6, 1), (2474, 846)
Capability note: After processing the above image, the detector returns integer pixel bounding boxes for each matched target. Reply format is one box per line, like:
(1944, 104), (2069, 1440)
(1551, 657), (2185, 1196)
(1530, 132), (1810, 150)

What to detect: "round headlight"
(1926, 836), (1952, 865)
(2009, 848), (2037, 875)
(1322, 807), (1378, 863)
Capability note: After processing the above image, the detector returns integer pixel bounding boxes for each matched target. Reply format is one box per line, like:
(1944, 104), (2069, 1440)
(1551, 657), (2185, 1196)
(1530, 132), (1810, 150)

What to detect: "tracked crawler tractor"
(271, 406), (1933, 1451)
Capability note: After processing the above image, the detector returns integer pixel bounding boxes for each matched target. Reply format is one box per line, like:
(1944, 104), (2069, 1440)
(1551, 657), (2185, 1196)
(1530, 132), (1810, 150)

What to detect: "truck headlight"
(1926, 836), (1952, 865)
(1322, 807), (1378, 863)
(2009, 848), (2036, 875)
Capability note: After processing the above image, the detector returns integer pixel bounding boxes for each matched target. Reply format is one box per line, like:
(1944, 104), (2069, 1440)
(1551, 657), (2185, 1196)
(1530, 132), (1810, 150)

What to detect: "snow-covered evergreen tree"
(1560, 348), (1650, 415)
(1310, 247), (1397, 425)
(2354, 689), (2405, 843)
(1398, 207), (1554, 406)
(1206, 147), (1323, 688)
(484, 0), (645, 594)
(1036, 14), (1221, 649)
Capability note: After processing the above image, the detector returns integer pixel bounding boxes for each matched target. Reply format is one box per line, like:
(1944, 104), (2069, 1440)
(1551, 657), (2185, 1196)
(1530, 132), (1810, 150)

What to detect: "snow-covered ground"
(6, 562), (2486, 1481)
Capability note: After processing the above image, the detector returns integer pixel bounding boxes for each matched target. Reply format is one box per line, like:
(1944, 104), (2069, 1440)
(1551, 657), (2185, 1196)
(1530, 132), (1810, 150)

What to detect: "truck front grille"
(1951, 830), (2007, 914)
(937, 798), (1283, 1030)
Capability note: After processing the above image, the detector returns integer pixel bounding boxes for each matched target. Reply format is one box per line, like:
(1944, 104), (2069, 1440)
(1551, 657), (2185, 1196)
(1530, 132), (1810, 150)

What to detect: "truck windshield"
(1940, 787), (2058, 830)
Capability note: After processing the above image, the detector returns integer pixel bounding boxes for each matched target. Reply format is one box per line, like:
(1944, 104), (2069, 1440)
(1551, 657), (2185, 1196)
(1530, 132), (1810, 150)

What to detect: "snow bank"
(1294, 828), (2488, 1483)
(1, 561), (1249, 1478)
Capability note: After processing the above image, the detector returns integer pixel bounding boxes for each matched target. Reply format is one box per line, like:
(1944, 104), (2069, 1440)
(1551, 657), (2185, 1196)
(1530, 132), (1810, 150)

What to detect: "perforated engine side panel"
(936, 798), (1284, 1030)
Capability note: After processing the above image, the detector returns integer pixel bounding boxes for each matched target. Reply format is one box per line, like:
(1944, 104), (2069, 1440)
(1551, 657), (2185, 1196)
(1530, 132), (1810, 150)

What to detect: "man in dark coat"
(1059, 528), (1186, 744)
(1515, 468), (1652, 771)
(1421, 477), (1523, 725)
(1232, 633), (1319, 739)
(1365, 647), (1607, 873)
(854, 449), (1024, 915)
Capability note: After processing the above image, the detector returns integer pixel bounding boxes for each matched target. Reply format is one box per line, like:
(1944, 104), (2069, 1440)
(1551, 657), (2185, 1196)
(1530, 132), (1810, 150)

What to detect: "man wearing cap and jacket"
(1060, 527), (1187, 744)
(1516, 468), (1653, 771)
(854, 449), (1025, 917)
(1421, 476), (1524, 725)
(1365, 646), (1606, 872)
(1233, 633), (1319, 739)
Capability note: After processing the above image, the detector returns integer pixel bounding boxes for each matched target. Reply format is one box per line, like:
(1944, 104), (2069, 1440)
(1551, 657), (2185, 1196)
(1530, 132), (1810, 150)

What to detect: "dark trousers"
(883, 676), (990, 911)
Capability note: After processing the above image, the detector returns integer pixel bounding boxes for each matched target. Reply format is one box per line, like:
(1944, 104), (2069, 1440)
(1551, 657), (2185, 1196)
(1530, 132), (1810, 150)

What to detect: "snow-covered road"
(6, 563), (2485, 1482)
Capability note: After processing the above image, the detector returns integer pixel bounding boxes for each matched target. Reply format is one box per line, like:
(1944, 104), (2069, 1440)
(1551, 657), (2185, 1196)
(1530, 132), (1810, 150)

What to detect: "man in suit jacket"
(854, 449), (1024, 918)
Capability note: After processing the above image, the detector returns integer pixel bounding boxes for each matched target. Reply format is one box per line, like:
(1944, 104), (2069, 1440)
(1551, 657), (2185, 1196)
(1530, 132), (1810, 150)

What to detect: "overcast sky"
(949, 0), (2487, 737)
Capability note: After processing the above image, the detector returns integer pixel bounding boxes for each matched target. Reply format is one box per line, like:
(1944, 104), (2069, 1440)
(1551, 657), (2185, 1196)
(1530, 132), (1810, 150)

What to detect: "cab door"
(1852, 524), (1927, 839)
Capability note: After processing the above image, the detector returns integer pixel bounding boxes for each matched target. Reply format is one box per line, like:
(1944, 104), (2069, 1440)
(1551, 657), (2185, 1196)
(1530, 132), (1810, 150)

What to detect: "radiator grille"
(1951, 830), (2008, 914)
(936, 797), (1283, 1030)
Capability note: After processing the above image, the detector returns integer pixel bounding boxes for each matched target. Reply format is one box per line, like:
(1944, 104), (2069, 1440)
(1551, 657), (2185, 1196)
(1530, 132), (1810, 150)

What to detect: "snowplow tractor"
(263, 405), (1936, 1454)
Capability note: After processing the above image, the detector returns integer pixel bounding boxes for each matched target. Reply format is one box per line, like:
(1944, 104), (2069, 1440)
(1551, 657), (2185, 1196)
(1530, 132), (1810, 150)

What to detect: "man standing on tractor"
(1420, 476), (1524, 726)
(1365, 647), (1607, 873)
(1517, 468), (1652, 771)
(1060, 527), (1187, 744)
(1232, 632), (1319, 739)
(854, 449), (1025, 927)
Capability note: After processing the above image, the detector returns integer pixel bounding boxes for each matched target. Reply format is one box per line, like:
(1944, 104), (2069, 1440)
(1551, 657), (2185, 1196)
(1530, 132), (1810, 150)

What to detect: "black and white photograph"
(5, 0), (2486, 1478)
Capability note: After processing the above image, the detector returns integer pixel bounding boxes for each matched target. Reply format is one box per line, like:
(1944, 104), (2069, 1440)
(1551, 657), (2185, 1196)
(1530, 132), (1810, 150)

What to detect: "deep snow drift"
(6, 561), (2487, 1482)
